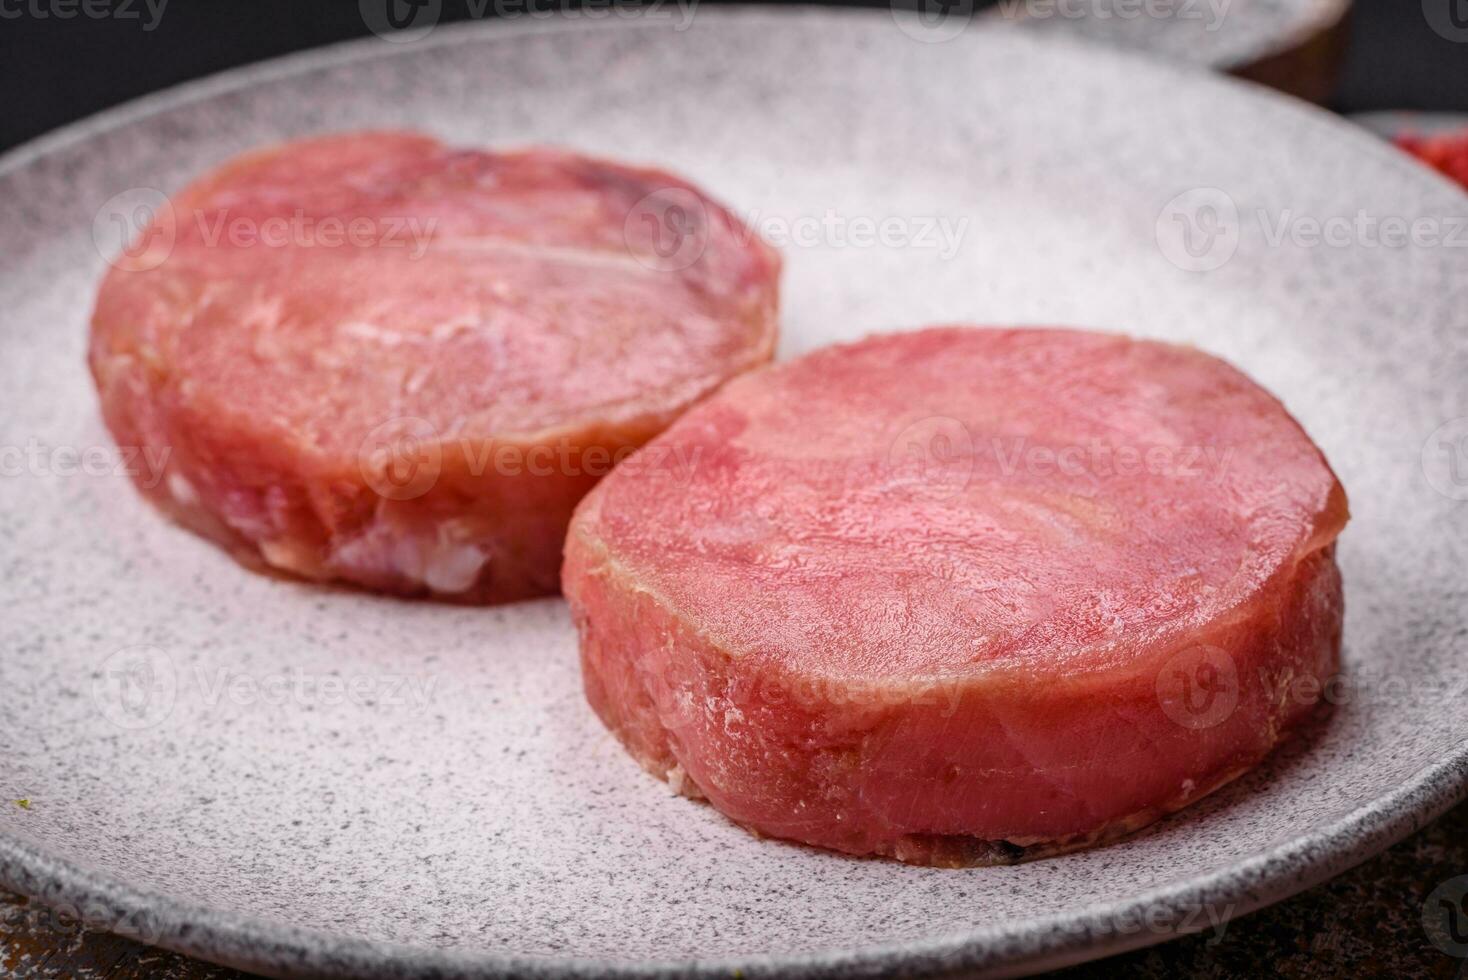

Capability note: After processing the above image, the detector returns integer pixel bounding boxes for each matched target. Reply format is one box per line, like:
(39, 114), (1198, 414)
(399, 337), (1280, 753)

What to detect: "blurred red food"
(1395, 129), (1468, 191)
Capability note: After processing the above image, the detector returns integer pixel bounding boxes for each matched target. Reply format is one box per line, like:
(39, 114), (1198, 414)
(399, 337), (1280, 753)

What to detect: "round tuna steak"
(88, 130), (780, 602)
(564, 326), (1349, 865)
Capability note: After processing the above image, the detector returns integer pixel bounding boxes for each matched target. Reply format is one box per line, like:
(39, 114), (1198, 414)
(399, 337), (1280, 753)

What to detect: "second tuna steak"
(564, 326), (1348, 866)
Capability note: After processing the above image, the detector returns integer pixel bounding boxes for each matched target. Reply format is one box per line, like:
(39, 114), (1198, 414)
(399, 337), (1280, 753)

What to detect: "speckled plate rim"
(986, 0), (1353, 70)
(1, 10), (1466, 979)
(1352, 110), (1468, 140)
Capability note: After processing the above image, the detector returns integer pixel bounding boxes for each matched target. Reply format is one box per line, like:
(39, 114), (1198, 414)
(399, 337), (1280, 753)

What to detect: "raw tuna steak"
(563, 327), (1348, 866)
(89, 131), (779, 602)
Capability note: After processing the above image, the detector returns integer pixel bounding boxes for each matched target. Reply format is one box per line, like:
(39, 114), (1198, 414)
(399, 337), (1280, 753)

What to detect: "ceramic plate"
(995, 0), (1349, 70)
(1, 8), (1465, 978)
(1352, 111), (1468, 139)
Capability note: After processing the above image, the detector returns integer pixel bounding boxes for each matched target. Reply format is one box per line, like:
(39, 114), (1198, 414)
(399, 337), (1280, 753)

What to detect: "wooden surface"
(3, 800), (1466, 979)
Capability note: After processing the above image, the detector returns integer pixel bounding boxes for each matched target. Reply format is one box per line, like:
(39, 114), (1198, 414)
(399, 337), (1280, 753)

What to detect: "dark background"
(0, 0), (1465, 153)
(0, 2), (1464, 978)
